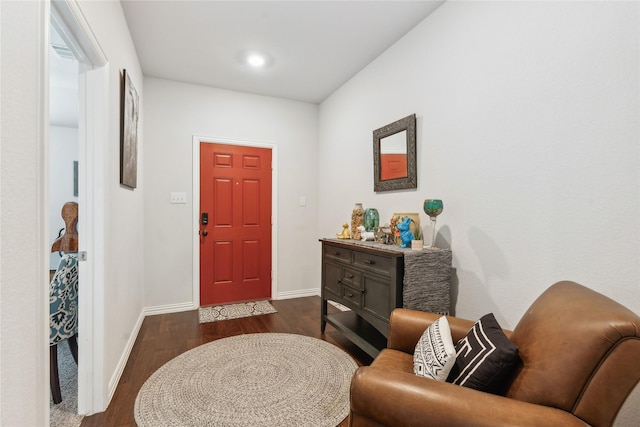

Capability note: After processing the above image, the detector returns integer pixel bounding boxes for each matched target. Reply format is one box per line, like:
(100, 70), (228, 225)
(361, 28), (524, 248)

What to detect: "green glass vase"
(364, 208), (379, 232)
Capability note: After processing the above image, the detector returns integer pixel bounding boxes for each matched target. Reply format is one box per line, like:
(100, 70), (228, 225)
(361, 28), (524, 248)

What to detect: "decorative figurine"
(374, 227), (388, 244)
(357, 225), (375, 241)
(396, 216), (414, 248)
(336, 223), (351, 239)
(351, 203), (365, 240)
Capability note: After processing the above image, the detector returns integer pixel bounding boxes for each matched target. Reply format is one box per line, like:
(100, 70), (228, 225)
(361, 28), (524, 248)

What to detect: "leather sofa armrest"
(387, 309), (477, 354)
(350, 367), (589, 427)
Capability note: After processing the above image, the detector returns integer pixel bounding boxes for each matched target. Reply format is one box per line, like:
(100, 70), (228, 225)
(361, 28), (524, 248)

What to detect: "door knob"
(202, 230), (208, 236)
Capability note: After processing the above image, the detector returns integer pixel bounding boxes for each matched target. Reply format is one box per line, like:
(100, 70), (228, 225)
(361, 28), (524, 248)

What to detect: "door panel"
(242, 179), (260, 225)
(200, 142), (272, 305)
(213, 241), (233, 283)
(214, 178), (233, 226)
(362, 274), (391, 322)
(323, 263), (342, 298)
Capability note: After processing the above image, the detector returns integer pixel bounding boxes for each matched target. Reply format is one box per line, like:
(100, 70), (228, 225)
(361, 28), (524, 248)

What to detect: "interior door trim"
(51, 0), (110, 415)
(192, 135), (278, 307)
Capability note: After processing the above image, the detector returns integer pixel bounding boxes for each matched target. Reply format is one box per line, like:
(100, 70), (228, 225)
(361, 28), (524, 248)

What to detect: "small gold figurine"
(336, 223), (351, 239)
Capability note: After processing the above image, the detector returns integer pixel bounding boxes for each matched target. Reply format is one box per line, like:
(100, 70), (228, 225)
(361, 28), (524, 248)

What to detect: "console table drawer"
(353, 251), (392, 277)
(323, 245), (352, 263)
(342, 285), (362, 307)
(341, 267), (362, 289)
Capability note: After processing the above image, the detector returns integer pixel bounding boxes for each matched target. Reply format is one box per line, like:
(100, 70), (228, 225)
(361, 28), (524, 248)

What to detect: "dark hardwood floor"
(81, 296), (373, 427)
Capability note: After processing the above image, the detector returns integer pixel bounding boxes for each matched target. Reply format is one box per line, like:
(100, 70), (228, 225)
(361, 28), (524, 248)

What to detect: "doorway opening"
(48, 21), (81, 416)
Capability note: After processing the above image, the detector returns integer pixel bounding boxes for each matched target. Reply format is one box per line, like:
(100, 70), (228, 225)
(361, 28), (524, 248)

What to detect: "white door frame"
(192, 135), (279, 307)
(50, 0), (108, 415)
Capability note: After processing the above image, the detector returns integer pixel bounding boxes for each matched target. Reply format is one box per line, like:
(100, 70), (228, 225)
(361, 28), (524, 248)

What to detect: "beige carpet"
(134, 333), (357, 426)
(198, 300), (277, 323)
(50, 341), (83, 427)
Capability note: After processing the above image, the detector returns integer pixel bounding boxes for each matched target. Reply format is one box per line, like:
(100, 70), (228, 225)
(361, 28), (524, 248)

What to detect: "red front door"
(199, 142), (272, 305)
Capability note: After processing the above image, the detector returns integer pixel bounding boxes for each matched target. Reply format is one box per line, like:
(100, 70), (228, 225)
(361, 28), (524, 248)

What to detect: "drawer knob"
(347, 274), (354, 279)
(364, 259), (375, 265)
(346, 293), (354, 297)
(333, 251), (340, 256)
(337, 279), (342, 283)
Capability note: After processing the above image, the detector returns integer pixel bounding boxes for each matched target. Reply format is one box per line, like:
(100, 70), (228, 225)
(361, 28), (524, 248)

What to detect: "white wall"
(49, 126), (78, 269)
(143, 78), (319, 308)
(319, 1), (639, 326)
(320, 5), (640, 421)
(1, 0), (145, 419)
(0, 1), (50, 424)
(77, 0), (145, 406)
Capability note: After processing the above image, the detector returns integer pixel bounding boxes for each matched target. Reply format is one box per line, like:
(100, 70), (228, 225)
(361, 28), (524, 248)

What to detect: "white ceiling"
(120, 1), (445, 104)
(50, 1), (445, 127)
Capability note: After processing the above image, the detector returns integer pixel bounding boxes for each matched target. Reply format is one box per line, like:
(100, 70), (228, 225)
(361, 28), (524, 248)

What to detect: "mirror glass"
(379, 130), (408, 180)
(373, 114), (417, 192)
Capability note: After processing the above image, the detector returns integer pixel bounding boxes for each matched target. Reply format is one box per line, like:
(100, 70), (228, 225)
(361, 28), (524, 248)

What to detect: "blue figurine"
(396, 217), (414, 248)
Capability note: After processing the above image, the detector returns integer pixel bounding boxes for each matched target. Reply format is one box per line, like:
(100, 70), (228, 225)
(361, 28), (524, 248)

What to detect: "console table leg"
(321, 299), (327, 333)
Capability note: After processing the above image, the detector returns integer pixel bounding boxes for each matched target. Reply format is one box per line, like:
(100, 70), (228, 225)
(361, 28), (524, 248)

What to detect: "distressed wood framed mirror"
(373, 113), (417, 192)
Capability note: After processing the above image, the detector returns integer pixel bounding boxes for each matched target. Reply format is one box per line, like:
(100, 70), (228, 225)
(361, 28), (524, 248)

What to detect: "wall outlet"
(170, 192), (187, 204)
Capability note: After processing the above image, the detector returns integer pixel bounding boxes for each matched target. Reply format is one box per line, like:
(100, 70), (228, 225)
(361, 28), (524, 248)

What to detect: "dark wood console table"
(320, 238), (452, 357)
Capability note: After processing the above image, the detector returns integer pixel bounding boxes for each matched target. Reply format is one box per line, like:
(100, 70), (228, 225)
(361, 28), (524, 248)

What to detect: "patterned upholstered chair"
(49, 253), (79, 404)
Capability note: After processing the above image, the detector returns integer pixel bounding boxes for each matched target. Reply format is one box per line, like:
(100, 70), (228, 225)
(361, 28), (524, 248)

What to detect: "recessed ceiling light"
(246, 53), (266, 68)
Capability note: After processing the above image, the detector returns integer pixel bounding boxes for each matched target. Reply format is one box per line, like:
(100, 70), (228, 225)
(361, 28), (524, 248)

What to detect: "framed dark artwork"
(73, 160), (78, 196)
(373, 114), (417, 192)
(120, 69), (139, 189)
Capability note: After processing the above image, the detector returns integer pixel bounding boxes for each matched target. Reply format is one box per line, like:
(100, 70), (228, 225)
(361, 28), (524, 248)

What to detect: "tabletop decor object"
(364, 208), (380, 232)
(396, 217), (414, 248)
(351, 203), (365, 240)
(391, 213), (420, 245)
(411, 223), (423, 250)
(423, 199), (443, 248)
(336, 223), (351, 239)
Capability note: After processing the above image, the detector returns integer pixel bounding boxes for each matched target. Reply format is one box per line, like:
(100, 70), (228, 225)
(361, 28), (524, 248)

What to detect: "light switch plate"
(170, 192), (187, 204)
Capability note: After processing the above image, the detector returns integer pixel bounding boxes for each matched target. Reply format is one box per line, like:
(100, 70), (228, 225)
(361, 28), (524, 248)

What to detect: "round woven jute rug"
(134, 333), (358, 427)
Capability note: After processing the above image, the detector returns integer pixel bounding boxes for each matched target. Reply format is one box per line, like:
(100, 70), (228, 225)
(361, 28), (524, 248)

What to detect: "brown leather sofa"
(349, 281), (640, 427)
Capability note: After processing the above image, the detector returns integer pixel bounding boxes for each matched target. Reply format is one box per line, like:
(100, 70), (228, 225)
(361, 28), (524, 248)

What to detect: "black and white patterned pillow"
(446, 313), (519, 394)
(413, 316), (456, 381)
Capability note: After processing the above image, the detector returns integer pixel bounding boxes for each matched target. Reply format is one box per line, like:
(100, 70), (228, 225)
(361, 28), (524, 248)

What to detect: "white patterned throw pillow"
(413, 316), (456, 381)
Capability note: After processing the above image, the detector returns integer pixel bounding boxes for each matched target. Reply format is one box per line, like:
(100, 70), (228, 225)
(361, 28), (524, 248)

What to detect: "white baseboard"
(143, 301), (197, 316)
(274, 288), (320, 300)
(107, 309), (145, 399)
(106, 302), (194, 404)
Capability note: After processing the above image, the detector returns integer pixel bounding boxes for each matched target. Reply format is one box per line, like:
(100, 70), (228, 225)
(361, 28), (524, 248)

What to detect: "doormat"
(199, 300), (277, 324)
